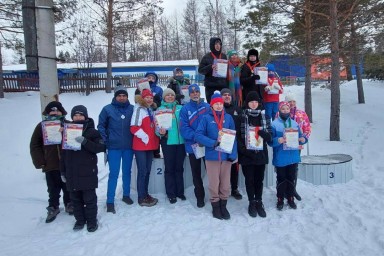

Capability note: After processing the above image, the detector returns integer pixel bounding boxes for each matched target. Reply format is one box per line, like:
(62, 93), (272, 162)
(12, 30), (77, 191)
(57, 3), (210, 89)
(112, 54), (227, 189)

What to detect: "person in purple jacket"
(195, 91), (238, 220)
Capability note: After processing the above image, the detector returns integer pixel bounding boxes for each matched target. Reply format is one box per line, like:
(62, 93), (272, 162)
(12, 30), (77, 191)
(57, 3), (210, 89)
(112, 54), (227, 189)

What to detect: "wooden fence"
(2, 73), (191, 93)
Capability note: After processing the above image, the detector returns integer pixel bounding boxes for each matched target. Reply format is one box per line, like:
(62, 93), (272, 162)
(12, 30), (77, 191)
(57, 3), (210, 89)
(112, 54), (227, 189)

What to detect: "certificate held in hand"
(246, 126), (263, 150)
(42, 120), (62, 145)
(215, 128), (236, 153)
(62, 123), (83, 150)
(213, 59), (228, 78)
(254, 67), (268, 85)
(283, 128), (299, 150)
(154, 109), (173, 130)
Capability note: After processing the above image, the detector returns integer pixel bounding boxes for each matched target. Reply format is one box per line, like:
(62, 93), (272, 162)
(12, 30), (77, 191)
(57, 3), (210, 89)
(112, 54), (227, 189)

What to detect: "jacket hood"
(111, 97), (131, 107)
(209, 37), (222, 55)
(145, 72), (159, 84)
(135, 94), (157, 109)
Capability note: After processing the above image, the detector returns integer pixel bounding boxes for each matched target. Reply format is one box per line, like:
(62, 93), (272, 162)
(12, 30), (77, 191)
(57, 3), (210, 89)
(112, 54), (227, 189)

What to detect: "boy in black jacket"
(60, 105), (106, 232)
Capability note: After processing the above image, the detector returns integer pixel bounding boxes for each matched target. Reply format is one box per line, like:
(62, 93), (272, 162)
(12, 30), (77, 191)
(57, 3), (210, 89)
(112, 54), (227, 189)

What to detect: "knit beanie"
(188, 84), (200, 94)
(141, 89), (153, 98)
(245, 91), (261, 105)
(43, 101), (67, 115)
(220, 88), (232, 97)
(173, 67), (183, 76)
(278, 101), (290, 110)
(210, 91), (224, 106)
(162, 88), (176, 99)
(71, 105), (88, 119)
(114, 85), (128, 97)
(247, 49), (259, 58)
(285, 93), (296, 102)
(227, 50), (238, 58)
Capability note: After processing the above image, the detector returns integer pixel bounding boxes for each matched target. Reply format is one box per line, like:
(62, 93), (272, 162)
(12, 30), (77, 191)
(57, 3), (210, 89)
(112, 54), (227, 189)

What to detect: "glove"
(258, 130), (269, 139)
(61, 175), (66, 183)
(214, 141), (220, 147)
(75, 136), (87, 145)
(273, 84), (282, 90)
(135, 129), (149, 145)
(227, 158), (235, 163)
(252, 75), (260, 81)
(198, 143), (204, 147)
(264, 85), (272, 91)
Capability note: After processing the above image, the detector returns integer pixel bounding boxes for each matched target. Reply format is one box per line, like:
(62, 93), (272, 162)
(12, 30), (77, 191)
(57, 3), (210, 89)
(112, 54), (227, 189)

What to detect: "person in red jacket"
(263, 64), (283, 120)
(130, 89), (160, 207)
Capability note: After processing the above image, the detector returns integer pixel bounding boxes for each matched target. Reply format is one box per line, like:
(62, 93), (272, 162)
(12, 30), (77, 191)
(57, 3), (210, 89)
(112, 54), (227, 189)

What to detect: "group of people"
(29, 36), (312, 231)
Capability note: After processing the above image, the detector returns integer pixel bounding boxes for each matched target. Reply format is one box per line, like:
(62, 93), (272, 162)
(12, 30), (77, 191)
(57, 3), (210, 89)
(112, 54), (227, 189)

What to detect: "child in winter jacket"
(131, 89), (160, 207)
(263, 64), (283, 120)
(195, 91), (238, 220)
(60, 105), (106, 232)
(269, 101), (307, 211)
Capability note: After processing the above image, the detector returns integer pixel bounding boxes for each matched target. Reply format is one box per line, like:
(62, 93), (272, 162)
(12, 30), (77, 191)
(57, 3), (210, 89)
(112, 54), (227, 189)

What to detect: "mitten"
(252, 75), (260, 81)
(75, 136), (87, 145)
(135, 129), (149, 144)
(214, 141), (220, 147)
(264, 85), (272, 91)
(258, 129), (272, 142)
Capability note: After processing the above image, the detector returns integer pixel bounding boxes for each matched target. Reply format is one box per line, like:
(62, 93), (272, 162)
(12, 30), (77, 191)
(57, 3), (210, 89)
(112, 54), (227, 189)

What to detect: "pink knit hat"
(278, 101), (290, 110)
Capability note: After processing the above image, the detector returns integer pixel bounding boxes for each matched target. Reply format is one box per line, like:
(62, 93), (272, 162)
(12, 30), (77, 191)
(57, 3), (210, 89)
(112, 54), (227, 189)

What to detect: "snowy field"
(0, 80), (383, 256)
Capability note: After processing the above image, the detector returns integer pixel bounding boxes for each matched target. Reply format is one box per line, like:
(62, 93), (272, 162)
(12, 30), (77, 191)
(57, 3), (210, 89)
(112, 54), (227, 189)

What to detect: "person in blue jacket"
(98, 86), (134, 214)
(195, 91), (238, 220)
(179, 84), (210, 208)
(269, 101), (307, 211)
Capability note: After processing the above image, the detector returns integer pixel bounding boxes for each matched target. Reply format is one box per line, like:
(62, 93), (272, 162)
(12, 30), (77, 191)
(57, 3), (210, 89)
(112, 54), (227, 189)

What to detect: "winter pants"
(45, 169), (70, 208)
(161, 141), (186, 198)
(70, 189), (97, 225)
(242, 164), (266, 201)
(275, 164), (297, 199)
(230, 163), (239, 191)
(206, 160), (232, 202)
(134, 150), (154, 201)
(264, 102), (279, 120)
(188, 154), (205, 201)
(106, 149), (134, 204)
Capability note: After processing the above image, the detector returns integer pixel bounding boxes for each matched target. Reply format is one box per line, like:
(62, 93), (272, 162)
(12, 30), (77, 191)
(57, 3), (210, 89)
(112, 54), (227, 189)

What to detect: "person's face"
(48, 109), (62, 116)
(230, 54), (238, 62)
(73, 114), (85, 121)
(144, 96), (154, 105)
(249, 55), (257, 61)
(214, 41), (221, 51)
(147, 75), (156, 82)
(280, 105), (290, 114)
(164, 93), (175, 103)
(190, 90), (200, 101)
(248, 100), (259, 110)
(288, 100), (296, 109)
(212, 102), (223, 111)
(116, 94), (128, 103)
(222, 93), (231, 104)
(175, 71), (183, 76)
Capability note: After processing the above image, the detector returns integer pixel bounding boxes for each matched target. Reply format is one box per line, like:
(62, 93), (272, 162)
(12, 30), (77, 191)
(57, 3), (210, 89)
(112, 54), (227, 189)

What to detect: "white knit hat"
(285, 93), (296, 102)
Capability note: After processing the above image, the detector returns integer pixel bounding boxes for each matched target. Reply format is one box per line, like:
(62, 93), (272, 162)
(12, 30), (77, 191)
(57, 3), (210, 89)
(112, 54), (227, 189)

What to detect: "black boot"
(287, 197), (297, 209)
(220, 200), (230, 220)
(211, 201), (222, 220)
(231, 189), (243, 200)
(276, 198), (284, 211)
(248, 200), (257, 218)
(255, 200), (267, 218)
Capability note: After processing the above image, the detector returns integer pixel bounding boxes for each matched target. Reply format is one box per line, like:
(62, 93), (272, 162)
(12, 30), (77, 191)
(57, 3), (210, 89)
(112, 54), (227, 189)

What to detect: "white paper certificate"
(246, 126), (263, 150)
(63, 123), (83, 150)
(254, 67), (268, 85)
(216, 128), (236, 153)
(213, 59), (228, 78)
(191, 143), (205, 159)
(42, 120), (62, 145)
(137, 78), (150, 91)
(180, 85), (190, 104)
(155, 109), (173, 130)
(268, 80), (280, 94)
(284, 128), (299, 150)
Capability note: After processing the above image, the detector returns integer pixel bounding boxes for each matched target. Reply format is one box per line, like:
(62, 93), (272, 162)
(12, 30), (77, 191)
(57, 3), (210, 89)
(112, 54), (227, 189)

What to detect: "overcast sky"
(161, 0), (187, 16)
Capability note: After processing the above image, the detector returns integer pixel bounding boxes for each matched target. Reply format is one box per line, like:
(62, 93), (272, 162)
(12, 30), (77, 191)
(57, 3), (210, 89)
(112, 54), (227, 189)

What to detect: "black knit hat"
(245, 91), (261, 106)
(114, 85), (128, 97)
(173, 67), (183, 76)
(247, 49), (259, 58)
(71, 105), (88, 119)
(43, 101), (67, 116)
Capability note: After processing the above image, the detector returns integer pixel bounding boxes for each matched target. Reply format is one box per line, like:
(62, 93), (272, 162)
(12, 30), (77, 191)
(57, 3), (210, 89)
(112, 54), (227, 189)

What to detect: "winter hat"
(71, 105), (88, 119)
(210, 91), (224, 106)
(266, 63), (276, 72)
(162, 88), (176, 99)
(114, 85), (128, 97)
(278, 101), (290, 110)
(245, 91), (261, 105)
(247, 49), (259, 58)
(285, 93), (296, 102)
(227, 50), (238, 58)
(43, 101), (67, 115)
(141, 89), (153, 98)
(188, 84), (200, 94)
(220, 88), (232, 97)
(173, 67), (183, 76)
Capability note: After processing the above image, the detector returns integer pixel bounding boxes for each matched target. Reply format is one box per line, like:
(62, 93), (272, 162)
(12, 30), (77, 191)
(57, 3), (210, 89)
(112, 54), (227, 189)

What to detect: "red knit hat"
(210, 90), (224, 106)
(278, 101), (290, 110)
(141, 89), (153, 98)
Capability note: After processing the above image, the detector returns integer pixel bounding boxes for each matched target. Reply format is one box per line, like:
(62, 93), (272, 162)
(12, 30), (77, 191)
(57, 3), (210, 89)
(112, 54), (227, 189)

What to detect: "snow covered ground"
(0, 80), (383, 256)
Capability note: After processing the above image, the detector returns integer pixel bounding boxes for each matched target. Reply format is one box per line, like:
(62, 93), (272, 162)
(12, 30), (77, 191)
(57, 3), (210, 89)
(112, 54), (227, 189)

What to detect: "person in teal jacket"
(195, 91), (237, 220)
(269, 101), (307, 211)
(156, 88), (186, 204)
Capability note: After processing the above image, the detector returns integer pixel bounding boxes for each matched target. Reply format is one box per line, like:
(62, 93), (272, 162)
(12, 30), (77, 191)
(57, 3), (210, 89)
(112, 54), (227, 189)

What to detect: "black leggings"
(242, 164), (266, 201)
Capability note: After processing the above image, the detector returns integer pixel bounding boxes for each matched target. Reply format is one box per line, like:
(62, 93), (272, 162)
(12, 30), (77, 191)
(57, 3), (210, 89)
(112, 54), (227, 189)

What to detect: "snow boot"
(248, 200), (257, 218)
(73, 221), (85, 231)
(220, 200), (230, 220)
(211, 201), (222, 220)
(122, 196), (134, 205)
(45, 206), (60, 223)
(276, 198), (284, 211)
(197, 198), (205, 208)
(87, 221), (98, 232)
(106, 203), (116, 214)
(287, 197), (297, 209)
(231, 189), (243, 200)
(65, 202), (74, 215)
(255, 200), (267, 218)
